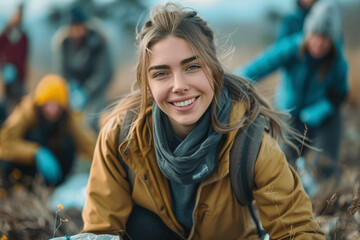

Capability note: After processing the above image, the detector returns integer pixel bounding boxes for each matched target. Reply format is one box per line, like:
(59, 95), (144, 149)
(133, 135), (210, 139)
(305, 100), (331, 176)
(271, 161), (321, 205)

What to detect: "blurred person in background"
(278, 0), (317, 41)
(235, 1), (348, 194)
(0, 74), (96, 187)
(53, 6), (113, 133)
(0, 3), (29, 125)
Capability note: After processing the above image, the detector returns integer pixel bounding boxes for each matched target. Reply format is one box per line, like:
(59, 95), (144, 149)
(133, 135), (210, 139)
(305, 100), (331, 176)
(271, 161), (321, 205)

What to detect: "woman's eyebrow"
(180, 56), (197, 65)
(148, 64), (169, 72)
(148, 56), (197, 72)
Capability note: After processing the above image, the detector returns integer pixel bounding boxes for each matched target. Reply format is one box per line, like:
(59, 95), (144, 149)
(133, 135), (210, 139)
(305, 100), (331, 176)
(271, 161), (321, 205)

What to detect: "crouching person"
(0, 74), (96, 186)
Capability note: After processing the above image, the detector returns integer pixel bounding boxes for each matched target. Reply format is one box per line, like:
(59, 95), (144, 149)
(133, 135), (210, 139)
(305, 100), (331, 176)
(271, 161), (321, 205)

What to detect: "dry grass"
(0, 176), (83, 240)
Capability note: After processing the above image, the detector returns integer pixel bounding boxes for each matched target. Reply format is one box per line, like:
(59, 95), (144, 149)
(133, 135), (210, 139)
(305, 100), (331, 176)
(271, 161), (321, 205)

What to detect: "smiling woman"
(81, 2), (325, 240)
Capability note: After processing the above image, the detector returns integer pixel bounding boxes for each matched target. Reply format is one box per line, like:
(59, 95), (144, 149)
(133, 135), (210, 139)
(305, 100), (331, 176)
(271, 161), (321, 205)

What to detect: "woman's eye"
(187, 65), (200, 71)
(153, 72), (167, 78)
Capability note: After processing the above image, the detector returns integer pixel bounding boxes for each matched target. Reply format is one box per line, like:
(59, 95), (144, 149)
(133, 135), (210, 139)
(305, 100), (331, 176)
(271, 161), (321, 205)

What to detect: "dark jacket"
(277, 6), (309, 41)
(0, 28), (28, 83)
(59, 28), (113, 98)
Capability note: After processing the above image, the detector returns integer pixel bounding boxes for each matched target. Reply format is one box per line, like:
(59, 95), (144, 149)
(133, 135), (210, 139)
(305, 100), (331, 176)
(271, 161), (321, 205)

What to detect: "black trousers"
(125, 205), (181, 240)
(281, 110), (342, 177)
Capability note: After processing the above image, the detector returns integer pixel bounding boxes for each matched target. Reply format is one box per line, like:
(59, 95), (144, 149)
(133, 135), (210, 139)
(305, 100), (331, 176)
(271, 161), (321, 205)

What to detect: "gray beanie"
(304, 1), (342, 43)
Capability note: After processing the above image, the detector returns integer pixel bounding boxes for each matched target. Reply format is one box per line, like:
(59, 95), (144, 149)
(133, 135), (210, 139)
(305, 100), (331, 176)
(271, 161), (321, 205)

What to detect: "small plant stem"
(52, 211), (58, 238)
(340, 216), (350, 240)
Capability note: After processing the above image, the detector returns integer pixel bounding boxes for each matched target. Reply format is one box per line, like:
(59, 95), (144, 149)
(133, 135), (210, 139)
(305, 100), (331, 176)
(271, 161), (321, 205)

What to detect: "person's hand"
(300, 99), (334, 128)
(35, 147), (62, 184)
(1, 64), (18, 85)
(69, 81), (88, 111)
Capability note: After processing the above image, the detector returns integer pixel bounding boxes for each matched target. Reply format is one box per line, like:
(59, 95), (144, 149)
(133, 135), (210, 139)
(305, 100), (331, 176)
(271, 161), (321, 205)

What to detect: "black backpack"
(117, 111), (267, 239)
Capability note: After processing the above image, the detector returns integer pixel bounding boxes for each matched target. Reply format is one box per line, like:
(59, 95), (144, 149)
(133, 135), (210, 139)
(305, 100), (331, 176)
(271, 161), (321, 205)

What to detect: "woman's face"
(307, 34), (333, 59)
(147, 36), (214, 138)
(69, 24), (87, 42)
(10, 9), (22, 28)
(41, 102), (63, 123)
(299, 0), (316, 9)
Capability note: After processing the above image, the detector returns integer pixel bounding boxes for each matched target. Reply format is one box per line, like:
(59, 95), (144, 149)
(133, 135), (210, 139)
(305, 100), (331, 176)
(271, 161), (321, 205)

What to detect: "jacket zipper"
(138, 176), (186, 240)
(188, 172), (229, 239)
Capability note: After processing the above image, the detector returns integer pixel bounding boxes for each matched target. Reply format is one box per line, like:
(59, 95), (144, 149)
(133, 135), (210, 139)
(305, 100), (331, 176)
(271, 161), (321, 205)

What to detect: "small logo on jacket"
(192, 164), (209, 180)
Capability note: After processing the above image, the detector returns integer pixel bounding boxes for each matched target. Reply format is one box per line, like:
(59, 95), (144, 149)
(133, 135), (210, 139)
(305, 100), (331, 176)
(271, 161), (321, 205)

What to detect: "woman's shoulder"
(254, 132), (288, 177)
(0, 95), (37, 133)
(99, 110), (125, 138)
(15, 94), (37, 120)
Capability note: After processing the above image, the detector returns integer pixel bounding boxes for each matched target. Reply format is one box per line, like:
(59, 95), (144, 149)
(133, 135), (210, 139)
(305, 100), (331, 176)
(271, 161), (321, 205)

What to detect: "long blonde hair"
(107, 3), (302, 152)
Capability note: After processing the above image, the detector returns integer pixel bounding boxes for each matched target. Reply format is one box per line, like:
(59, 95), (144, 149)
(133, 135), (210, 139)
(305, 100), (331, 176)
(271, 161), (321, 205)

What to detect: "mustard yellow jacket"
(82, 101), (325, 240)
(0, 95), (96, 165)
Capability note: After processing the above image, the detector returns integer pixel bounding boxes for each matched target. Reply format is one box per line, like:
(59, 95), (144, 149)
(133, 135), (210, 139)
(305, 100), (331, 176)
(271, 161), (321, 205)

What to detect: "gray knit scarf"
(153, 87), (233, 185)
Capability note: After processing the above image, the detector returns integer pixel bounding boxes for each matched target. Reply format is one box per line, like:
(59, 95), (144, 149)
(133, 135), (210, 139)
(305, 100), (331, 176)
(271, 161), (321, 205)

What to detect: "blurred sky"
(0, 0), (358, 20)
(0, 0), (358, 22)
(1, 0), (294, 21)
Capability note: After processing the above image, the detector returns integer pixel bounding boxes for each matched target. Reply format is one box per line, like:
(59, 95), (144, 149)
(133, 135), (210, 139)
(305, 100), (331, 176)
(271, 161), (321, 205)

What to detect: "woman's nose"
(172, 72), (189, 93)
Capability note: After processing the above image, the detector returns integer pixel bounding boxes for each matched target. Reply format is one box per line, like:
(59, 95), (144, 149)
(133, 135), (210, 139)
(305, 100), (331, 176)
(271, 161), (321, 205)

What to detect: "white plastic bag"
(49, 173), (89, 211)
(50, 233), (120, 240)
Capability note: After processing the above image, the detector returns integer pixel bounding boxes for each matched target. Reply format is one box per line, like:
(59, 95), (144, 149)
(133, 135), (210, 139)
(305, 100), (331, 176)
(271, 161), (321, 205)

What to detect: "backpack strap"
(229, 116), (266, 239)
(117, 110), (136, 189)
(229, 116), (265, 205)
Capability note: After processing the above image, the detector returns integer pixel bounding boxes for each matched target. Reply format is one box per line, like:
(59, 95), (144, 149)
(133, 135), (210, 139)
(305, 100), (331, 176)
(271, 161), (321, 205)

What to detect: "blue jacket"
(235, 33), (348, 126)
(277, 7), (308, 41)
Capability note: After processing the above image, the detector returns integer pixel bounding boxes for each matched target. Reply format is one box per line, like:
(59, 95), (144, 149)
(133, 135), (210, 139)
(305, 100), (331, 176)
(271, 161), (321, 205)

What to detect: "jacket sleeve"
(68, 113), (97, 161)
(0, 31), (7, 52)
(59, 39), (71, 81)
(0, 96), (40, 165)
(81, 120), (133, 234)
(327, 52), (349, 107)
(82, 42), (113, 97)
(234, 34), (301, 83)
(277, 15), (294, 41)
(253, 133), (325, 240)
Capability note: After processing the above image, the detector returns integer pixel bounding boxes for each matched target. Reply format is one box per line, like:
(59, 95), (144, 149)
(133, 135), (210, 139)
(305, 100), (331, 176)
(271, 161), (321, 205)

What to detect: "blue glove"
(35, 147), (62, 184)
(300, 99), (334, 128)
(69, 81), (88, 111)
(1, 63), (18, 85)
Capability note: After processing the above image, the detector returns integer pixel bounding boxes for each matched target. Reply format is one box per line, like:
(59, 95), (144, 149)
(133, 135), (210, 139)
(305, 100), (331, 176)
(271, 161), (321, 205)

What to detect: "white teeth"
(173, 97), (196, 107)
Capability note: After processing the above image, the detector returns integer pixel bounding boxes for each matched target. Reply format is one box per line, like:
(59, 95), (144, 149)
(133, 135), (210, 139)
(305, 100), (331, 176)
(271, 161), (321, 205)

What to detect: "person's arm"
(234, 34), (301, 84)
(16, 32), (29, 83)
(0, 31), (7, 53)
(68, 112), (97, 161)
(277, 15), (294, 41)
(253, 133), (325, 239)
(59, 39), (72, 81)
(0, 96), (40, 165)
(82, 119), (133, 234)
(327, 53), (349, 108)
(82, 41), (113, 98)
